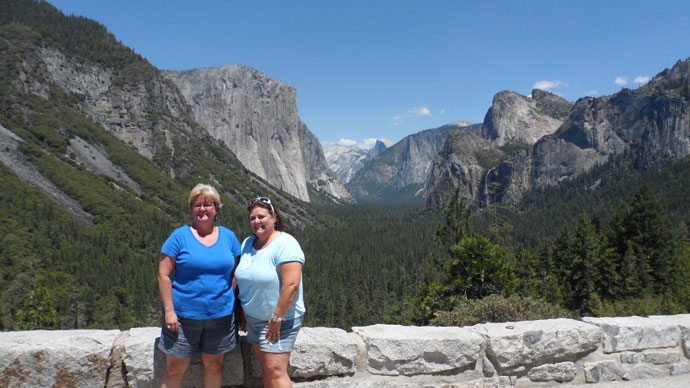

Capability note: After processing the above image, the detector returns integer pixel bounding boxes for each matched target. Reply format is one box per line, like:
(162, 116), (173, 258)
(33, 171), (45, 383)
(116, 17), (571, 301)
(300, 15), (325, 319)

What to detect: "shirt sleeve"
(228, 230), (241, 257)
(161, 228), (182, 258)
(273, 234), (305, 266)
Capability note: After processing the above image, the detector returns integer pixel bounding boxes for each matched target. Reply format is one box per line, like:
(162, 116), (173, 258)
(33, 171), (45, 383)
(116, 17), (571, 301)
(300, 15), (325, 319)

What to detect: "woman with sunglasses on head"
(234, 196), (306, 388)
(157, 184), (242, 388)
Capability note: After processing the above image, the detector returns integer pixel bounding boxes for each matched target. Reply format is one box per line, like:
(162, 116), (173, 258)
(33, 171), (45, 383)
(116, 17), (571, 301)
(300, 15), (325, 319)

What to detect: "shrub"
(430, 294), (576, 327)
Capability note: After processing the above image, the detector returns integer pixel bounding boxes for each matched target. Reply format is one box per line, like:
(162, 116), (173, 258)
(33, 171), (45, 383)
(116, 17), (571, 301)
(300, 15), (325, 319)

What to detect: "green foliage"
(300, 203), (439, 330)
(0, 0), (333, 331)
(535, 185), (689, 316)
(15, 287), (58, 330)
(412, 189), (516, 324)
(430, 294), (576, 327)
(593, 293), (688, 317)
(0, 0), (157, 84)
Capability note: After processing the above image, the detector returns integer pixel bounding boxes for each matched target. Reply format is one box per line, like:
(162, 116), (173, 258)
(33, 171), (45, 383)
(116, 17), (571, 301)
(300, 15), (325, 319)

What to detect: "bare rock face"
(480, 89), (571, 146)
(425, 91), (571, 210)
(492, 88), (690, 206)
(34, 45), (187, 161)
(424, 129), (496, 210)
(297, 121), (354, 202)
(426, 60), (690, 209)
(163, 65), (352, 203)
(347, 125), (455, 201)
(324, 144), (369, 184)
(325, 140), (392, 185)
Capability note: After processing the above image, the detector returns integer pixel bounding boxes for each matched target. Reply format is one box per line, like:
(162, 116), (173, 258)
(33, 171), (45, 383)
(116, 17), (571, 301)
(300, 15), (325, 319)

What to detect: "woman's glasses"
(192, 202), (216, 209)
(249, 196), (274, 213)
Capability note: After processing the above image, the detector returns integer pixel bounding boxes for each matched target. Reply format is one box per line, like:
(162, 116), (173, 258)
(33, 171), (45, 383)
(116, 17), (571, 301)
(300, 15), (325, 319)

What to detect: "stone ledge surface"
(352, 324), (484, 376)
(582, 316), (680, 353)
(3, 315), (690, 387)
(471, 318), (601, 374)
(0, 329), (120, 388)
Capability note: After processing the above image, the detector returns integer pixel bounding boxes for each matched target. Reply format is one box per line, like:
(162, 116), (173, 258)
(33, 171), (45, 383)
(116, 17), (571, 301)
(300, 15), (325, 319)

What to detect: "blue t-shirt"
(235, 232), (306, 320)
(161, 225), (241, 319)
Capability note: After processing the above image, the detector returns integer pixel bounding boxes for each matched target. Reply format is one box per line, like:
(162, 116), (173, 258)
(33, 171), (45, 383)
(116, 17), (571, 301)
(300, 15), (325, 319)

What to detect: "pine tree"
(623, 184), (680, 292)
(568, 214), (599, 314)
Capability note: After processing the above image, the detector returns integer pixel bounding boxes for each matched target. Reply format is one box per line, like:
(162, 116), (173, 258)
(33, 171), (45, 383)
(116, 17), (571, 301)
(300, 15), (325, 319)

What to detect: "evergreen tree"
(623, 184), (680, 292)
(415, 189), (516, 323)
(568, 214), (600, 314)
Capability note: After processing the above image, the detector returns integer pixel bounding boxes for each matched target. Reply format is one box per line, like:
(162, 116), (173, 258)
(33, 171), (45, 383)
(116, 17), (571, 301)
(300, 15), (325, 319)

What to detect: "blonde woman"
(158, 184), (241, 388)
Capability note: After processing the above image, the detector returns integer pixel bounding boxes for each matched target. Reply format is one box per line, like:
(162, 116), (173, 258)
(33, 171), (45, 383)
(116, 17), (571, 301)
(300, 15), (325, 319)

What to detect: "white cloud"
(584, 90), (599, 96)
(361, 138), (378, 148)
(440, 109), (446, 114)
(615, 77), (628, 86)
(338, 138), (357, 146)
(533, 80), (563, 91)
(412, 105), (431, 117)
(393, 104), (432, 125)
(359, 138), (393, 149)
(633, 76), (650, 84)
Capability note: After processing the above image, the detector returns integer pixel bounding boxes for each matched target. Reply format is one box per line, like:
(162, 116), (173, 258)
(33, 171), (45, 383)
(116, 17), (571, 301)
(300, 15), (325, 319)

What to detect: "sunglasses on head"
(249, 196), (274, 213)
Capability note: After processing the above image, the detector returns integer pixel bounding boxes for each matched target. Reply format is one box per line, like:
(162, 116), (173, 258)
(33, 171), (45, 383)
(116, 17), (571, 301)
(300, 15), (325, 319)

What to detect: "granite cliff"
(489, 66), (690, 206)
(480, 89), (572, 146)
(3, 4), (350, 206)
(425, 90), (571, 210)
(425, 61), (690, 210)
(163, 66), (352, 203)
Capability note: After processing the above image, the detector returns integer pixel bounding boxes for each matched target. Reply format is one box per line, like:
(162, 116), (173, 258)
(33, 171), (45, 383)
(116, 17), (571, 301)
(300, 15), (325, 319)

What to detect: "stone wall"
(3, 315), (690, 388)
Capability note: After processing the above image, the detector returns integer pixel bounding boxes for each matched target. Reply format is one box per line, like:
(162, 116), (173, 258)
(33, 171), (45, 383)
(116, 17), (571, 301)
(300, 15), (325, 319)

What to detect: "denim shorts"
(243, 314), (302, 353)
(158, 314), (237, 358)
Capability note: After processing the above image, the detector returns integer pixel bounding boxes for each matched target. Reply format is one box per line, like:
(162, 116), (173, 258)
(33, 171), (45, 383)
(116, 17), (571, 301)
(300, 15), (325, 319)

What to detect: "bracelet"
(270, 314), (284, 323)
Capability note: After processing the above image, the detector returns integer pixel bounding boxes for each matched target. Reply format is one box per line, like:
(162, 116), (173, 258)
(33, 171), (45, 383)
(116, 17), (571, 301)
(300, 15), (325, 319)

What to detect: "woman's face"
(190, 195), (217, 225)
(249, 205), (275, 238)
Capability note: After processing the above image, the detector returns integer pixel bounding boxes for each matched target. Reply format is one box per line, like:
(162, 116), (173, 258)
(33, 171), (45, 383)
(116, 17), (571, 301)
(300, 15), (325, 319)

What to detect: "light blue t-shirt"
(161, 225), (241, 319)
(235, 232), (306, 320)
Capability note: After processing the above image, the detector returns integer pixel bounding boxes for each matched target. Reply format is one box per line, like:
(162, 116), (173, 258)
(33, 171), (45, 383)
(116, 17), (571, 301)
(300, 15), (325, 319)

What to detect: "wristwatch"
(270, 314), (284, 323)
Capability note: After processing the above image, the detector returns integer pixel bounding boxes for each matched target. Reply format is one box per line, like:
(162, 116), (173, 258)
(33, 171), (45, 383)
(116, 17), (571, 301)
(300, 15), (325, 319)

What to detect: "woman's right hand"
(164, 309), (179, 332)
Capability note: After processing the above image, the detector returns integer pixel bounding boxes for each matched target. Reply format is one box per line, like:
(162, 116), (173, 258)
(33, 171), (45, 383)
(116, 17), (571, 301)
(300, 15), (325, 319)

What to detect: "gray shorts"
(158, 314), (237, 358)
(243, 314), (302, 353)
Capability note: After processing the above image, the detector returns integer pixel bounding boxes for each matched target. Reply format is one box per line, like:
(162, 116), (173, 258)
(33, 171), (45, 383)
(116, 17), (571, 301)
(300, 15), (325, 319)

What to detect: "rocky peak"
(480, 90), (572, 146)
(367, 139), (391, 159)
(324, 144), (368, 184)
(489, 81), (690, 206)
(532, 88), (573, 120)
(640, 58), (690, 99)
(453, 120), (474, 127)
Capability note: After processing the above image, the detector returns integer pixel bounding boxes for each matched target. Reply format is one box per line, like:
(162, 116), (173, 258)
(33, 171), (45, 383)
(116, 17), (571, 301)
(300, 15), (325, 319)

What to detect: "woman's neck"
(255, 230), (278, 249)
(193, 222), (215, 237)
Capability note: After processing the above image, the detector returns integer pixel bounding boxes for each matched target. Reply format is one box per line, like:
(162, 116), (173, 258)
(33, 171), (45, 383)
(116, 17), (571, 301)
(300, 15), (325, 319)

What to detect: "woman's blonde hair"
(188, 183), (222, 210)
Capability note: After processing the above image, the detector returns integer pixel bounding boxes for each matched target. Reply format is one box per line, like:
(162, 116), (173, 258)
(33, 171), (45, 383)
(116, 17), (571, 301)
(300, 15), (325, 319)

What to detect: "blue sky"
(48, 0), (690, 149)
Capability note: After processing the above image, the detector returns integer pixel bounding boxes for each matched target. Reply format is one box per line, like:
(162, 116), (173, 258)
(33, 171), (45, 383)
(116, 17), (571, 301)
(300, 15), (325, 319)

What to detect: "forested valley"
(4, 148), (690, 331)
(301, 151), (690, 330)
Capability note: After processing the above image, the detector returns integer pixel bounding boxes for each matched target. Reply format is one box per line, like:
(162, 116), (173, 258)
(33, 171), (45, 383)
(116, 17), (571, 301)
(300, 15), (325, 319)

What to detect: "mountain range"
(323, 64), (689, 211)
(425, 61), (690, 210)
